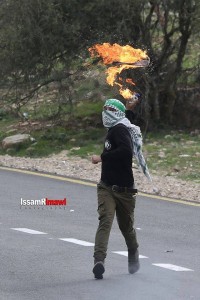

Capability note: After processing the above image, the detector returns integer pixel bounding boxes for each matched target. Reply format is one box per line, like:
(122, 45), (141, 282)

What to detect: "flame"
(126, 78), (135, 85)
(88, 42), (149, 99)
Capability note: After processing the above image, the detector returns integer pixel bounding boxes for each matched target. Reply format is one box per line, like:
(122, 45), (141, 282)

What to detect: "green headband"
(104, 99), (126, 113)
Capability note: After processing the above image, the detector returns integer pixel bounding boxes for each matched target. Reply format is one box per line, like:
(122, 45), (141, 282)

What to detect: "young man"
(91, 98), (141, 279)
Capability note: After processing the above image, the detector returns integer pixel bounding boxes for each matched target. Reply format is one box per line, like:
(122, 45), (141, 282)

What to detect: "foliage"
(0, 0), (199, 127)
(0, 0), (87, 116)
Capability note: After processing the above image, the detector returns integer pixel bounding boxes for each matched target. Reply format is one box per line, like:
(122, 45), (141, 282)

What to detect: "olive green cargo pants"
(94, 181), (139, 262)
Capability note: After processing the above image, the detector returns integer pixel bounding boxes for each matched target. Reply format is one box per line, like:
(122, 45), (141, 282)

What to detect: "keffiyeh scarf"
(118, 118), (152, 181)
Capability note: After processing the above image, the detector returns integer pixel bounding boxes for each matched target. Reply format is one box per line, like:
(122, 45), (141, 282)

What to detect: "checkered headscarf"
(118, 118), (152, 181)
(102, 99), (126, 128)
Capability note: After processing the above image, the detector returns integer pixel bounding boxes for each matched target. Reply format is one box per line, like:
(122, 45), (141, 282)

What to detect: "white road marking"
(112, 251), (148, 258)
(59, 238), (94, 246)
(152, 263), (194, 272)
(11, 228), (47, 234)
(136, 227), (142, 230)
(8, 228), (195, 273)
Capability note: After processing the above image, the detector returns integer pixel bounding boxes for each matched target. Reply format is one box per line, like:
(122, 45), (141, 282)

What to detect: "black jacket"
(100, 123), (134, 187)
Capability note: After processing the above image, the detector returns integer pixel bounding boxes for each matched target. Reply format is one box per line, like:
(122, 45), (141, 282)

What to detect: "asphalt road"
(0, 168), (200, 300)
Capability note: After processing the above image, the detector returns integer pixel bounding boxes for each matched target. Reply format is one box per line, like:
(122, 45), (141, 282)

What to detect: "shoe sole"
(93, 262), (105, 279)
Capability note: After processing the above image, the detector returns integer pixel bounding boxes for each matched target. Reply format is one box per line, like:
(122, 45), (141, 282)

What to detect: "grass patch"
(0, 103), (199, 184)
(75, 101), (103, 118)
(144, 131), (200, 183)
(0, 116), (19, 141)
(0, 123), (105, 158)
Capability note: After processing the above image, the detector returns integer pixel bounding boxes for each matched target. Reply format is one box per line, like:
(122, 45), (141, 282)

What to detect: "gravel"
(0, 150), (199, 203)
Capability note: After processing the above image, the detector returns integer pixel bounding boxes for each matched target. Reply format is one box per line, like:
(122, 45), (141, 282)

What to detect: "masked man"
(92, 99), (151, 279)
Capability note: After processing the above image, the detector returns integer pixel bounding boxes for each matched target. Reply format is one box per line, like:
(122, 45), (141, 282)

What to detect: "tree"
(83, 0), (198, 127)
(139, 0), (198, 125)
(0, 0), (87, 116)
(0, 0), (199, 127)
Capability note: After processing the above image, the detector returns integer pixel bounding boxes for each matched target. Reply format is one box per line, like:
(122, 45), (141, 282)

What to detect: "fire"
(119, 87), (134, 99)
(88, 43), (149, 99)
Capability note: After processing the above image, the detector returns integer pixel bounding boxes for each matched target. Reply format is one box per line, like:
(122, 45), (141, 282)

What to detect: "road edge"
(0, 166), (199, 207)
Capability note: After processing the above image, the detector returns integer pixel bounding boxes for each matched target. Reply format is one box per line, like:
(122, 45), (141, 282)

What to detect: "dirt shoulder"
(0, 150), (199, 203)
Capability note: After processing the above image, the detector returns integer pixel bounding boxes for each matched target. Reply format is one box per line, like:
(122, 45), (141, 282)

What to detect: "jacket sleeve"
(101, 126), (133, 161)
(125, 110), (136, 124)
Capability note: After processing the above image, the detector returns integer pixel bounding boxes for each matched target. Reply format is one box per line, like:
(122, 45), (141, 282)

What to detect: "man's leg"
(115, 192), (140, 273)
(93, 183), (116, 278)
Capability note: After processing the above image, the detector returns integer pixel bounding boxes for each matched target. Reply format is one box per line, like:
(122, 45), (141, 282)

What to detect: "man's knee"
(99, 213), (114, 227)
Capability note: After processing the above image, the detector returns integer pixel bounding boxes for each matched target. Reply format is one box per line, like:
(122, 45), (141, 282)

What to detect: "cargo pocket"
(131, 195), (136, 210)
(97, 200), (105, 220)
(97, 200), (105, 213)
(126, 194), (136, 211)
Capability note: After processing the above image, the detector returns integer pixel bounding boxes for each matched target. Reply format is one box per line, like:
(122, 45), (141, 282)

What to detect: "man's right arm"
(125, 110), (136, 124)
(91, 155), (102, 164)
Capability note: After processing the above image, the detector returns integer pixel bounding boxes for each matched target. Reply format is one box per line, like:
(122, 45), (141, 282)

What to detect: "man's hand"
(91, 155), (102, 164)
(126, 99), (139, 111)
(126, 93), (141, 111)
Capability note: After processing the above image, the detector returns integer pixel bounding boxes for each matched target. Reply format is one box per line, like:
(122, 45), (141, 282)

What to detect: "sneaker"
(93, 261), (105, 279)
(128, 249), (140, 274)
